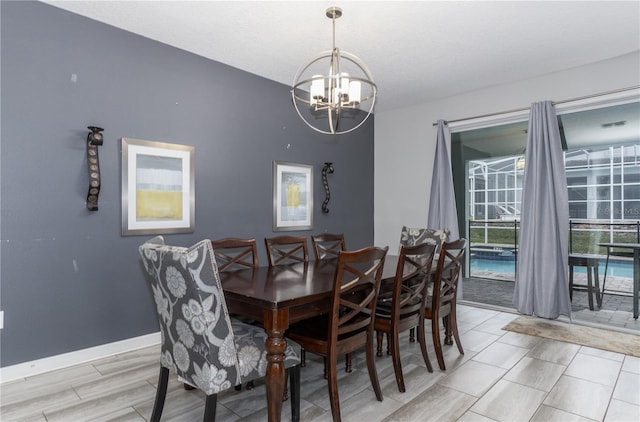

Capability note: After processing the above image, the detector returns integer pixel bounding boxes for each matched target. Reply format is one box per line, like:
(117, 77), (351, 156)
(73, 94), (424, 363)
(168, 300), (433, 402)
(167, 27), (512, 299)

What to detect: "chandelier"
(291, 7), (377, 135)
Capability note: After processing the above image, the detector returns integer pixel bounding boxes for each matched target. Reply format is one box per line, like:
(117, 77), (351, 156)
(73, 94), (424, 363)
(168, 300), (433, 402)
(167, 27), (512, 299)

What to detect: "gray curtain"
(513, 101), (571, 319)
(427, 120), (460, 240)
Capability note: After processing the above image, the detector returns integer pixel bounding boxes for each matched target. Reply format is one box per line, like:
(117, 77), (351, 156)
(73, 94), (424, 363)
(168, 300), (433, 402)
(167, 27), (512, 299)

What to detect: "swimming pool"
(470, 257), (633, 278)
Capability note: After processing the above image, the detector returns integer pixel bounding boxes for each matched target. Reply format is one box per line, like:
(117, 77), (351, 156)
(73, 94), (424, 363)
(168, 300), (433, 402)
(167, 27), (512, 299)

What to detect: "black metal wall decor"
(321, 162), (334, 213)
(86, 126), (104, 211)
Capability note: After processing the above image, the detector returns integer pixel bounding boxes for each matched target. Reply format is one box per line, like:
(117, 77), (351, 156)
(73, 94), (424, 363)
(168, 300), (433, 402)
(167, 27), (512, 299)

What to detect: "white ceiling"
(40, 1), (640, 113)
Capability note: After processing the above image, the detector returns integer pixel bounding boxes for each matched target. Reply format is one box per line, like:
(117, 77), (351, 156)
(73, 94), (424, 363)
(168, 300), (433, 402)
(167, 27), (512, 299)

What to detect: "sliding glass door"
(452, 99), (640, 283)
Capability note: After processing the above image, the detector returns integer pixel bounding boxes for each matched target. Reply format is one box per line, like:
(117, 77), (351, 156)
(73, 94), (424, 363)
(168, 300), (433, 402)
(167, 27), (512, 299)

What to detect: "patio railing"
(468, 220), (519, 280)
(467, 219), (640, 282)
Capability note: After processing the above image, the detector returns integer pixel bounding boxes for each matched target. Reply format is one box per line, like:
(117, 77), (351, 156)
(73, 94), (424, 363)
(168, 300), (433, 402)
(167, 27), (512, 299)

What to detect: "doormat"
(502, 316), (640, 357)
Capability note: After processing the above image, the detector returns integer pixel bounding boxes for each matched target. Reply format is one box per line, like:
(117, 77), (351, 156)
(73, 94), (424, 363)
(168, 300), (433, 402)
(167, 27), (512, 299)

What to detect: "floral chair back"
(399, 226), (449, 253)
(139, 236), (242, 394)
(139, 236), (302, 421)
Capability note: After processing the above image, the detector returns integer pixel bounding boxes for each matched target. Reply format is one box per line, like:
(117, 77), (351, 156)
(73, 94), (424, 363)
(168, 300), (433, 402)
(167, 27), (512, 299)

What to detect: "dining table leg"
(263, 309), (290, 422)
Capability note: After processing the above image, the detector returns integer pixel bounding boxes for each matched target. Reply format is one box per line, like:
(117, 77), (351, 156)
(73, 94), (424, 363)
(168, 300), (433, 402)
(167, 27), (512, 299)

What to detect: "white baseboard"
(0, 332), (161, 384)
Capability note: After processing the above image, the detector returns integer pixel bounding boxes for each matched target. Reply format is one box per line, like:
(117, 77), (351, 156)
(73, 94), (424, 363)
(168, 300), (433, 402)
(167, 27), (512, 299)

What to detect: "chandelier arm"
(328, 107), (336, 135)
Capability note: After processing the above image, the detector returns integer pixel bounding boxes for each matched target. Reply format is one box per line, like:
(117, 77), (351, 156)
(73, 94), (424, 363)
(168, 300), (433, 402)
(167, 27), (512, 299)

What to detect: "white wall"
(374, 51), (640, 249)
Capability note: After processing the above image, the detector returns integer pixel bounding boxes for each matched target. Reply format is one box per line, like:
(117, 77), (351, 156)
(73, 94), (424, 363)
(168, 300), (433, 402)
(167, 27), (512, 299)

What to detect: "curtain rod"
(432, 85), (640, 126)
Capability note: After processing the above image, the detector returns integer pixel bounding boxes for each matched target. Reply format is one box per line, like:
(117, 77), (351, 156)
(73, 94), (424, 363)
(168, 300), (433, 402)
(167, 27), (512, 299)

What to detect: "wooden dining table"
(219, 256), (400, 422)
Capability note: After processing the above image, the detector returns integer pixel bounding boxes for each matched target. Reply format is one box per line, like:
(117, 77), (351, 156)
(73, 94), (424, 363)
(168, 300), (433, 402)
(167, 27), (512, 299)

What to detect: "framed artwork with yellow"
(273, 161), (313, 231)
(121, 137), (194, 236)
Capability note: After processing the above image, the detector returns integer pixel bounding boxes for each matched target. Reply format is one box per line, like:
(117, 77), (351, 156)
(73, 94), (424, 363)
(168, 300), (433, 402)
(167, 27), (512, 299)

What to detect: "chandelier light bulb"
(349, 81), (361, 104)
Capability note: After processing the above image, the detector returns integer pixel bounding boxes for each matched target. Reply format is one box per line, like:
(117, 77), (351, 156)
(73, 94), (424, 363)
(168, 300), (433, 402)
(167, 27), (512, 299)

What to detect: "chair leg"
(301, 348), (306, 367)
(417, 318), (433, 373)
(389, 328), (405, 393)
(323, 357), (328, 379)
(327, 353), (342, 422)
(587, 263), (595, 311)
(203, 394), (217, 421)
(409, 327), (415, 342)
(431, 316), (446, 371)
(345, 353), (352, 373)
(283, 373), (289, 402)
(386, 333), (391, 355)
(444, 316), (453, 345)
(289, 365), (301, 422)
(569, 264), (575, 301)
(450, 305), (464, 355)
(601, 250), (610, 306)
(594, 263), (602, 308)
(150, 367), (169, 422)
(376, 330), (384, 357)
(366, 333), (383, 402)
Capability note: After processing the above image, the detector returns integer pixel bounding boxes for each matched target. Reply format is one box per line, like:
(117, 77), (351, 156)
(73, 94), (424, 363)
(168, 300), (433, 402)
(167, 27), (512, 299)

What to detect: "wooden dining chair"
(138, 236), (302, 422)
(212, 237), (259, 271)
(311, 233), (346, 261)
(310, 233), (354, 373)
(265, 235), (309, 266)
(425, 238), (467, 371)
(211, 237), (259, 391)
(287, 245), (389, 422)
(374, 242), (437, 392)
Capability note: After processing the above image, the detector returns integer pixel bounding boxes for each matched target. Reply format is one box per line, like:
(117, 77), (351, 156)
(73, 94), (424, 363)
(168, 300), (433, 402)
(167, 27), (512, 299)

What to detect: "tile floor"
(1, 305), (639, 421)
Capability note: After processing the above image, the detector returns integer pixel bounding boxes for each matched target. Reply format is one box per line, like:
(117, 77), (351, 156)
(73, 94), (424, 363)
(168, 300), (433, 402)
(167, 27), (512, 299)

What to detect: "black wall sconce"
(321, 162), (334, 213)
(86, 126), (104, 211)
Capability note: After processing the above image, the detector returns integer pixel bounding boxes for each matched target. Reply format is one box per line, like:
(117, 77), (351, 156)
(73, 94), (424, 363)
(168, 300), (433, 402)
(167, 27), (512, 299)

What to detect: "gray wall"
(0, 1), (374, 367)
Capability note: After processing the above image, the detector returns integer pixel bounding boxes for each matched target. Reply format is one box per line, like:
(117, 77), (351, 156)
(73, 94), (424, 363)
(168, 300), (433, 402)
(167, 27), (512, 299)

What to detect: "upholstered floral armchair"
(139, 236), (301, 421)
(399, 226), (449, 252)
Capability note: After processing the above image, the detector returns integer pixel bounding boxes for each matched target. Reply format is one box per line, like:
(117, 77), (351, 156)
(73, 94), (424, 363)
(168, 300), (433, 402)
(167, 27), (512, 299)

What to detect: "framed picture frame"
(121, 137), (195, 236)
(273, 161), (313, 231)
